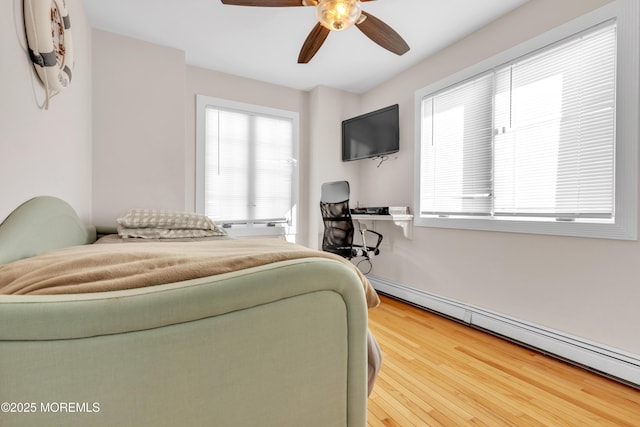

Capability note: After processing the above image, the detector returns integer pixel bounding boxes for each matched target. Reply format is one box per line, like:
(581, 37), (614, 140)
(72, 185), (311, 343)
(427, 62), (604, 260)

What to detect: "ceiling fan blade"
(220, 0), (305, 6)
(298, 22), (330, 63)
(356, 11), (410, 56)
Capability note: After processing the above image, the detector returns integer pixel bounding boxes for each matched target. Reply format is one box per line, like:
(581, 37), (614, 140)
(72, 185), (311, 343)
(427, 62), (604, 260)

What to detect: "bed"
(0, 196), (381, 427)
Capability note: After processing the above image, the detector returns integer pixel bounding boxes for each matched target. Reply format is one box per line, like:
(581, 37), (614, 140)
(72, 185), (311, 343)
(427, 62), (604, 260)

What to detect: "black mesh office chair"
(320, 180), (383, 274)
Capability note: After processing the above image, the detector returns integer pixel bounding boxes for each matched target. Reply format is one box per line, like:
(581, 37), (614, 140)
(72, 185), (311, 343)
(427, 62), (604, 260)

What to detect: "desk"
(351, 214), (413, 239)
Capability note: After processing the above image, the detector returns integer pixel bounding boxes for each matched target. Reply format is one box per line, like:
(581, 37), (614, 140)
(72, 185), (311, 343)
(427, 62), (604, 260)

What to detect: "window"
(196, 96), (299, 237)
(415, 0), (638, 239)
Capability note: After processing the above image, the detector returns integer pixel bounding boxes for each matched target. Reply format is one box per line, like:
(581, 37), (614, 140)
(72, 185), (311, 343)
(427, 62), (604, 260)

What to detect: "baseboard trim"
(368, 275), (640, 388)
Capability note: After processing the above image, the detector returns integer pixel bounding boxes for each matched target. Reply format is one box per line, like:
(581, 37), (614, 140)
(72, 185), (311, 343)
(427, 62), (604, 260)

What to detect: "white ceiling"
(84, 0), (528, 94)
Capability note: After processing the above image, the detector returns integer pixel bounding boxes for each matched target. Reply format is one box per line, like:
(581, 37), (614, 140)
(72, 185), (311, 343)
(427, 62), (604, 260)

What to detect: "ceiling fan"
(220, 0), (410, 63)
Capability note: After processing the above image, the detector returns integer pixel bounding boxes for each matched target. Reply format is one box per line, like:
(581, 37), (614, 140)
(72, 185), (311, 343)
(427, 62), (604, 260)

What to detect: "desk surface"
(351, 214), (413, 220)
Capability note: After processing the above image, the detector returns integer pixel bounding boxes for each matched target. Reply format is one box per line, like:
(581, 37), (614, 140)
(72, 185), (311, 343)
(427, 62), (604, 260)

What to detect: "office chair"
(320, 180), (383, 274)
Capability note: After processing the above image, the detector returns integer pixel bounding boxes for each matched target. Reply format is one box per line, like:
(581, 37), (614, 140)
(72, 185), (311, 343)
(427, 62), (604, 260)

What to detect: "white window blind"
(420, 73), (494, 216)
(493, 24), (616, 219)
(419, 21), (617, 222)
(201, 104), (296, 228)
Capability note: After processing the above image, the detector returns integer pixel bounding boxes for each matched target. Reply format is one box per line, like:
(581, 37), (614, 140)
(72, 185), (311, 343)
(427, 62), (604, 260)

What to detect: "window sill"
(223, 224), (288, 238)
(415, 215), (636, 241)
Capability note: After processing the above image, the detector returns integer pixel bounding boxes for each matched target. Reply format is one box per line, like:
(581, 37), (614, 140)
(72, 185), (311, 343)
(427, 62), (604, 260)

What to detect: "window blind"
(419, 21), (617, 222)
(420, 73), (494, 216)
(204, 107), (294, 225)
(493, 23), (617, 219)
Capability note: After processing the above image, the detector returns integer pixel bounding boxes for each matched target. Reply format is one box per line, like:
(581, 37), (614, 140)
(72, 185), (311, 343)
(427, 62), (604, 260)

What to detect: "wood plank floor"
(367, 295), (640, 426)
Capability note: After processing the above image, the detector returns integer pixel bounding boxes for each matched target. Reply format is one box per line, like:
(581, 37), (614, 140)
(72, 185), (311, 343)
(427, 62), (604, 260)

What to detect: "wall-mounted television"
(342, 104), (399, 162)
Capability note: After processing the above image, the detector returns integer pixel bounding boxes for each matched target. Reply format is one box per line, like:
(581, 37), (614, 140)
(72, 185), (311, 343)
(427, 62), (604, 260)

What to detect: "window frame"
(414, 0), (638, 240)
(195, 95), (300, 237)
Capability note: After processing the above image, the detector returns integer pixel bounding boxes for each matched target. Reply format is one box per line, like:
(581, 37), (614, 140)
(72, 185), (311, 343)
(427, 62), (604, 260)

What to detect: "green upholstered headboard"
(0, 196), (96, 265)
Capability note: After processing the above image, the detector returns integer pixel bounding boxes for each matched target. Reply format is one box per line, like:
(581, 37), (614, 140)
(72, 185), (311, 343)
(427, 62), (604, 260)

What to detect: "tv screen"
(342, 104), (399, 162)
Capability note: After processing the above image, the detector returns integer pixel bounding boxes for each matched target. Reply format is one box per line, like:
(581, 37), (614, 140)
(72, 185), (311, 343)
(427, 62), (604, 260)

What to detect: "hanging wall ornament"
(24, 0), (74, 108)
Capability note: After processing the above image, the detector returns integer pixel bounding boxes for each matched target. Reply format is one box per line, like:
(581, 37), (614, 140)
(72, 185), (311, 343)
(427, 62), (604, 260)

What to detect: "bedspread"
(0, 238), (380, 308)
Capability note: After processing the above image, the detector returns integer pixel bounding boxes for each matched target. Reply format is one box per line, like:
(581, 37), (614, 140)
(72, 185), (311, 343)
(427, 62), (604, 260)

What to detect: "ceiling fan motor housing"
(316, 0), (362, 31)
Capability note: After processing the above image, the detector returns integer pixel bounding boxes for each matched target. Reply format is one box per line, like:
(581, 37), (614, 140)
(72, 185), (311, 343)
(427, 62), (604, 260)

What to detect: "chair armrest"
(361, 229), (383, 251)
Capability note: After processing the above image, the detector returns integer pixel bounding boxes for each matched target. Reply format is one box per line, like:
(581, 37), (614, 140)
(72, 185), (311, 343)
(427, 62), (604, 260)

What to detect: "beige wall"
(0, 0), (93, 222)
(356, 0), (640, 355)
(89, 30), (365, 248)
(92, 30), (186, 226)
(307, 86), (361, 249)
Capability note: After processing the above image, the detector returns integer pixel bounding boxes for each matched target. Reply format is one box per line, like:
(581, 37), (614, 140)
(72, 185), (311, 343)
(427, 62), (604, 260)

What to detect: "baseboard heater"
(368, 275), (640, 388)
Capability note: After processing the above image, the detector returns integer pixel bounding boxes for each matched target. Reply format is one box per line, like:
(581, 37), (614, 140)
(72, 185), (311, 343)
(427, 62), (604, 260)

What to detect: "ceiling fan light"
(316, 0), (362, 31)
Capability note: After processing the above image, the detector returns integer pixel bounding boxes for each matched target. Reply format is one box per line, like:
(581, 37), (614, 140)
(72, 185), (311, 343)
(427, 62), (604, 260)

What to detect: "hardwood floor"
(367, 295), (640, 426)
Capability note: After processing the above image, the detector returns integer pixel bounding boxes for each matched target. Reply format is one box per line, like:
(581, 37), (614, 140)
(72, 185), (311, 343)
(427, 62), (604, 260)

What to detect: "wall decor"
(24, 0), (74, 108)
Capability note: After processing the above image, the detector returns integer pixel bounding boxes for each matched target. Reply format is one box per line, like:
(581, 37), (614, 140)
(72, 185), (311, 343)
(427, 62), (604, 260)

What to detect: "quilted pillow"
(116, 209), (226, 239)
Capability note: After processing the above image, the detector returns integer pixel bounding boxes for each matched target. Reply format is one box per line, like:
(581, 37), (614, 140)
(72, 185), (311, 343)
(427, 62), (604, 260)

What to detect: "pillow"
(116, 226), (226, 239)
(117, 209), (218, 230)
(116, 209), (227, 239)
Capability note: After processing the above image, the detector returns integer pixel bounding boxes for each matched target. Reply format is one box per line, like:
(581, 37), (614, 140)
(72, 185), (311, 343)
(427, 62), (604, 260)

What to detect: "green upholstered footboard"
(0, 258), (369, 427)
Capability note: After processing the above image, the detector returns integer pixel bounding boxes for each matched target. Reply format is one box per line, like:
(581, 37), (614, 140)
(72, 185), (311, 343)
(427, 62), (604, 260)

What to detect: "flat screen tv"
(342, 104), (399, 162)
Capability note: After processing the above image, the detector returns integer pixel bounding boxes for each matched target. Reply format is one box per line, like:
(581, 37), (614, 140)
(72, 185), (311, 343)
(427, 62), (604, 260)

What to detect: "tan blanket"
(0, 238), (380, 308)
